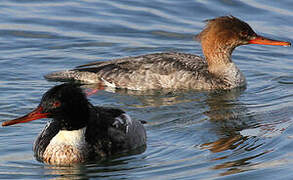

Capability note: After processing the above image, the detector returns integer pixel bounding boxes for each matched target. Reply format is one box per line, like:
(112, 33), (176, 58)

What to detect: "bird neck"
(201, 39), (236, 74)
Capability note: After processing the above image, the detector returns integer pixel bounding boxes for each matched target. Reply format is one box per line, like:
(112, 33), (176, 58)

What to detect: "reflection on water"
(82, 83), (209, 107)
(43, 152), (148, 180)
(212, 150), (269, 176)
(201, 135), (246, 154)
(197, 88), (293, 177)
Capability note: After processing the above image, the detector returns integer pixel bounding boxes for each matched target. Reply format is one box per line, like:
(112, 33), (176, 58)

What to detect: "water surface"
(1, 0), (293, 179)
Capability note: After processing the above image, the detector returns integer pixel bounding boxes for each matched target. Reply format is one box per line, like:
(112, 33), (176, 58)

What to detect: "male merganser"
(2, 83), (146, 165)
(45, 16), (290, 90)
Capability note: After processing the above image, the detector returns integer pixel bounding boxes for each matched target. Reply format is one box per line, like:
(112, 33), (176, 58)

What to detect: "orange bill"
(2, 106), (49, 126)
(249, 35), (291, 46)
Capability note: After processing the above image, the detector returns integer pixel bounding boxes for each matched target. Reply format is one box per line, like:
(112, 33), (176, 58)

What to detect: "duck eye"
(240, 31), (248, 37)
(53, 101), (61, 108)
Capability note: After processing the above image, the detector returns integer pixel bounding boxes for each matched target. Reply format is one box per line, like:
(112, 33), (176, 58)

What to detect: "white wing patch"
(112, 117), (124, 127)
(123, 114), (132, 126)
(112, 113), (133, 133)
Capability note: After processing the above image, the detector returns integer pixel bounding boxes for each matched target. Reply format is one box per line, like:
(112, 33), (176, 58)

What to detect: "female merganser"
(45, 16), (290, 90)
(2, 83), (146, 165)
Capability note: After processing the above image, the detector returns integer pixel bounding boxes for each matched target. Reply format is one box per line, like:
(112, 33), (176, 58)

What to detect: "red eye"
(240, 31), (248, 36)
(53, 101), (61, 108)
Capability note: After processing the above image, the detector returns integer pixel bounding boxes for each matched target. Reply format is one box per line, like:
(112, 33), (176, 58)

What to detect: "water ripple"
(1, 0), (293, 179)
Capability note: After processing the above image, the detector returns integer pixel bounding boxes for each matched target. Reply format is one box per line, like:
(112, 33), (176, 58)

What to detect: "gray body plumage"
(45, 52), (246, 90)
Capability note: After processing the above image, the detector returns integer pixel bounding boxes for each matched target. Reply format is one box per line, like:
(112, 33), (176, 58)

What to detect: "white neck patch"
(49, 127), (87, 148)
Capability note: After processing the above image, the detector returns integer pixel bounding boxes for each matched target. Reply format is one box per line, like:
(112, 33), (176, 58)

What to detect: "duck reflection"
(43, 148), (146, 180)
(198, 88), (266, 175)
(201, 88), (254, 153)
(200, 88), (293, 176)
(82, 83), (209, 107)
(201, 135), (246, 154)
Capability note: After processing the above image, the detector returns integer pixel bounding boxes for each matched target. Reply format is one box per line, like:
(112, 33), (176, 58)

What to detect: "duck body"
(2, 83), (146, 165)
(45, 16), (290, 91)
(47, 52), (246, 90)
(34, 106), (146, 165)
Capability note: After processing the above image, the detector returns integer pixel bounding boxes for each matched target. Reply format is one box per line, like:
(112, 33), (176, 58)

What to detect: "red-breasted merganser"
(45, 16), (290, 90)
(2, 83), (146, 165)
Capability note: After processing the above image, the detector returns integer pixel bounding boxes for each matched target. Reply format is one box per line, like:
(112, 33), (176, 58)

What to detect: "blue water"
(1, 0), (293, 179)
